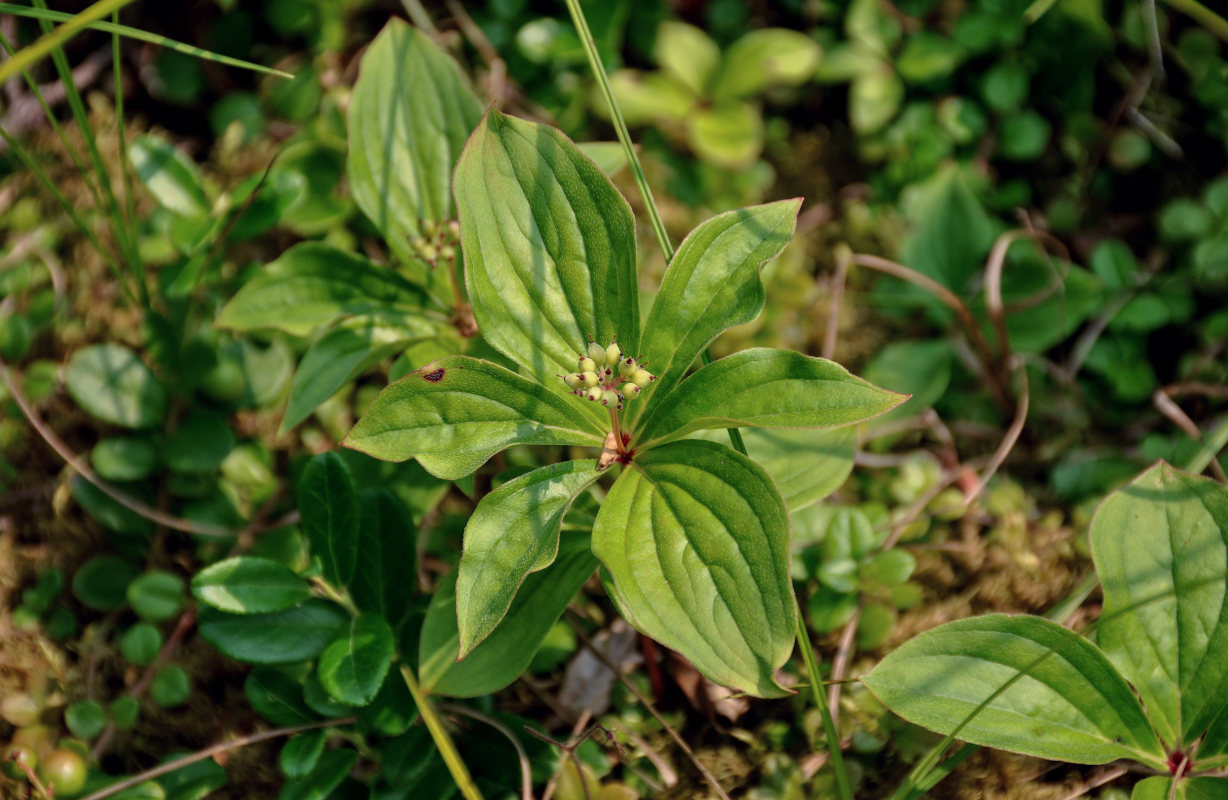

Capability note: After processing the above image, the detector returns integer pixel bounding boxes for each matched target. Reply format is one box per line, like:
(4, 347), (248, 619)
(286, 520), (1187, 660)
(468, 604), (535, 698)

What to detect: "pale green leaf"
(637, 199), (800, 409)
(862, 614), (1166, 767)
(1131, 776), (1228, 800)
(685, 102), (764, 168)
(347, 19), (482, 272)
(216, 242), (431, 337)
(850, 63), (903, 134)
(454, 109), (640, 389)
(317, 613), (395, 706)
(608, 69), (695, 124)
(576, 142), (628, 176)
(457, 460), (600, 657)
(420, 535), (598, 697)
(1092, 462), (1228, 747)
(592, 440), (795, 697)
(191, 556), (312, 615)
(657, 21), (720, 96)
(344, 356), (604, 480)
(129, 134), (211, 218)
(712, 29), (822, 100)
(637, 348), (905, 446)
(298, 452), (359, 587)
(65, 344), (167, 429)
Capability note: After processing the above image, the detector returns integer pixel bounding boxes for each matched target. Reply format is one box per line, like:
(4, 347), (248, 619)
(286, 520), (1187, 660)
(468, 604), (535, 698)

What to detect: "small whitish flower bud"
(605, 342), (621, 366)
(578, 356), (597, 373)
(631, 368), (654, 388)
(563, 373), (584, 390)
(600, 390), (623, 407)
(623, 383), (641, 399)
(618, 356), (638, 379)
(587, 341), (607, 365)
(585, 387), (603, 402)
(581, 371), (600, 388)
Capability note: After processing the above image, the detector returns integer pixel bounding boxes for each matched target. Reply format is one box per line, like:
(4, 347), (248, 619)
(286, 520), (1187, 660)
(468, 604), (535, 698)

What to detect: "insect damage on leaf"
(423, 368), (446, 382)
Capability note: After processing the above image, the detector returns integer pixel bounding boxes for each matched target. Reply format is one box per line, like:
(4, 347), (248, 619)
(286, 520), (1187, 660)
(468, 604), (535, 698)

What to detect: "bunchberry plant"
(345, 108), (904, 697)
(864, 462), (1228, 797)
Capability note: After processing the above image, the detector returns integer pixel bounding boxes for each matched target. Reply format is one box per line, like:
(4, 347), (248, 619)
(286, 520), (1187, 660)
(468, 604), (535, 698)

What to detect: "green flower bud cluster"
(410, 219), (461, 265)
(560, 338), (654, 411)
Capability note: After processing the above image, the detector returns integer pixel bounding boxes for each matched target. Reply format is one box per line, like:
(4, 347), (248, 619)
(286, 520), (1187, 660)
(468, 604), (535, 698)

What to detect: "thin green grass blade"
(0, 0), (134, 84)
(112, 8), (135, 232)
(0, 3), (293, 79)
(1181, 416), (1228, 476)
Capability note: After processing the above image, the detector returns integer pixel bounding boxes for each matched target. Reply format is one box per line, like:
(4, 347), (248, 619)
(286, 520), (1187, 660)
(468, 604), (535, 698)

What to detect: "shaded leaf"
(66, 344), (167, 429)
(317, 613), (395, 706)
(299, 452), (359, 586)
(694, 426), (856, 511)
(278, 748), (358, 800)
(244, 667), (317, 727)
(199, 599), (349, 664)
(350, 490), (417, 632)
(129, 134), (211, 218)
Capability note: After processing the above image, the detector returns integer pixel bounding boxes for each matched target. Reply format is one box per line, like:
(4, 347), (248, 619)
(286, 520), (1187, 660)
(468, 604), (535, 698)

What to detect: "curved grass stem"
(400, 664), (484, 800)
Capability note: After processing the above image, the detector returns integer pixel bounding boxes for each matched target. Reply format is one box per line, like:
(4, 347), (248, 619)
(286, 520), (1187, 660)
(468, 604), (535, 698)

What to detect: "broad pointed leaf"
(420, 535), (598, 698)
(344, 356), (604, 480)
(1092, 462), (1228, 747)
(299, 452), (359, 586)
(1200, 702), (1228, 762)
(198, 600), (349, 664)
(712, 29), (823, 100)
(317, 613), (395, 706)
(636, 200), (800, 413)
(191, 557), (311, 615)
(347, 19), (482, 274)
(592, 439), (795, 697)
(216, 243), (431, 337)
(637, 348), (905, 446)
(350, 490), (417, 633)
(457, 460), (600, 657)
(862, 614), (1166, 767)
(455, 109), (640, 387)
(282, 314), (450, 433)
(657, 22), (720, 96)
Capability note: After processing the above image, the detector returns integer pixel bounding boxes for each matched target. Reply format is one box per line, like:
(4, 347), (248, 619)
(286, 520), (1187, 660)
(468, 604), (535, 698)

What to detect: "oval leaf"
(129, 134), (211, 218)
(278, 748), (358, 800)
(862, 614), (1166, 767)
(344, 355), (604, 480)
(420, 535), (598, 698)
(299, 452), (359, 587)
(1092, 461), (1228, 746)
(457, 460), (600, 656)
(245, 667), (318, 727)
(317, 613), (395, 707)
(712, 29), (822, 100)
(192, 556), (312, 615)
(347, 19), (482, 271)
(592, 439), (796, 697)
(198, 599), (349, 664)
(637, 348), (905, 446)
(66, 344), (168, 429)
(350, 490), (418, 632)
(455, 109), (640, 386)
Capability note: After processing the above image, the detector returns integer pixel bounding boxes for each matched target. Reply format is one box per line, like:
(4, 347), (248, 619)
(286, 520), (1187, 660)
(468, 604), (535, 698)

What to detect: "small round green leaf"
(110, 696), (140, 731)
(192, 557), (311, 615)
(127, 571), (185, 622)
(91, 437), (157, 482)
(65, 344), (168, 429)
(65, 700), (106, 739)
(73, 556), (139, 611)
(151, 666), (191, 708)
(280, 730), (326, 778)
(120, 623), (163, 666)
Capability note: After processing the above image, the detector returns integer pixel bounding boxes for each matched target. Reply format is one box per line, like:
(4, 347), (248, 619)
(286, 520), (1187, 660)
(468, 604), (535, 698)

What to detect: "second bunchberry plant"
(346, 109), (904, 696)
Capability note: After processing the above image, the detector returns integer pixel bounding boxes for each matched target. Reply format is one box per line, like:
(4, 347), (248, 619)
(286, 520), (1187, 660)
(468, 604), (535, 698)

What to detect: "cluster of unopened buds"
(410, 219), (460, 265)
(560, 338), (654, 411)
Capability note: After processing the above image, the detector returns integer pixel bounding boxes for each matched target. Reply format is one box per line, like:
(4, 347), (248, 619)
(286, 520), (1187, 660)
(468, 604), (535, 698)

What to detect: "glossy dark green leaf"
(299, 452), (359, 586)
(278, 748), (358, 800)
(127, 570), (184, 622)
(72, 555), (139, 611)
(637, 348), (904, 446)
(151, 665), (191, 707)
(637, 200), (800, 407)
(192, 556), (312, 615)
(420, 535), (598, 698)
(345, 356), (604, 480)
(245, 667), (317, 727)
(863, 614), (1166, 767)
(317, 613), (395, 707)
(358, 671), (418, 736)
(66, 344), (168, 429)
(158, 756), (228, 800)
(280, 730), (326, 779)
(347, 19), (481, 272)
(593, 440), (795, 697)
(216, 243), (430, 337)
(456, 460), (600, 657)
(1092, 462), (1228, 746)
(454, 109), (640, 386)
(161, 411), (234, 474)
(198, 599), (349, 664)
(350, 490), (417, 632)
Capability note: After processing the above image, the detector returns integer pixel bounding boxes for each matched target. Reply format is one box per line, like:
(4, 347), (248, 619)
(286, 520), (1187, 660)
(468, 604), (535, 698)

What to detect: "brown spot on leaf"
(423, 368), (446, 382)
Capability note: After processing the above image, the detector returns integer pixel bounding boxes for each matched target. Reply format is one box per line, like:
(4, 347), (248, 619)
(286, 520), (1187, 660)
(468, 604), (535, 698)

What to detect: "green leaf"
(65, 700), (106, 739)
(158, 757), (228, 800)
(245, 667), (317, 727)
(609, 70), (696, 124)
(198, 599), (349, 664)
(91, 436), (157, 482)
(127, 570), (184, 622)
(282, 314), (449, 432)
(350, 490), (417, 632)
(712, 29), (822, 100)
(419, 535), (598, 698)
(656, 21), (720, 96)
(161, 410), (234, 473)
(72, 555), (139, 611)
(685, 101), (764, 168)
(862, 614), (1166, 767)
(129, 134), (211, 218)
(344, 355), (604, 480)
(895, 32), (966, 83)
(860, 339), (954, 421)
(192, 556), (312, 615)
(576, 142), (628, 176)
(898, 164), (996, 293)
(456, 460), (600, 657)
(347, 19), (481, 271)
(454, 109), (640, 385)
(280, 730), (326, 779)
(850, 64), (903, 134)
(694, 426), (856, 511)
(120, 623), (162, 666)
(151, 665), (191, 707)
(278, 748), (358, 800)
(592, 439), (795, 697)
(1091, 462), (1228, 746)
(66, 344), (168, 429)
(1131, 777), (1228, 800)
(216, 242), (430, 337)
(638, 199), (800, 405)
(317, 613), (395, 706)
(637, 348), (904, 446)
(299, 452), (359, 586)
